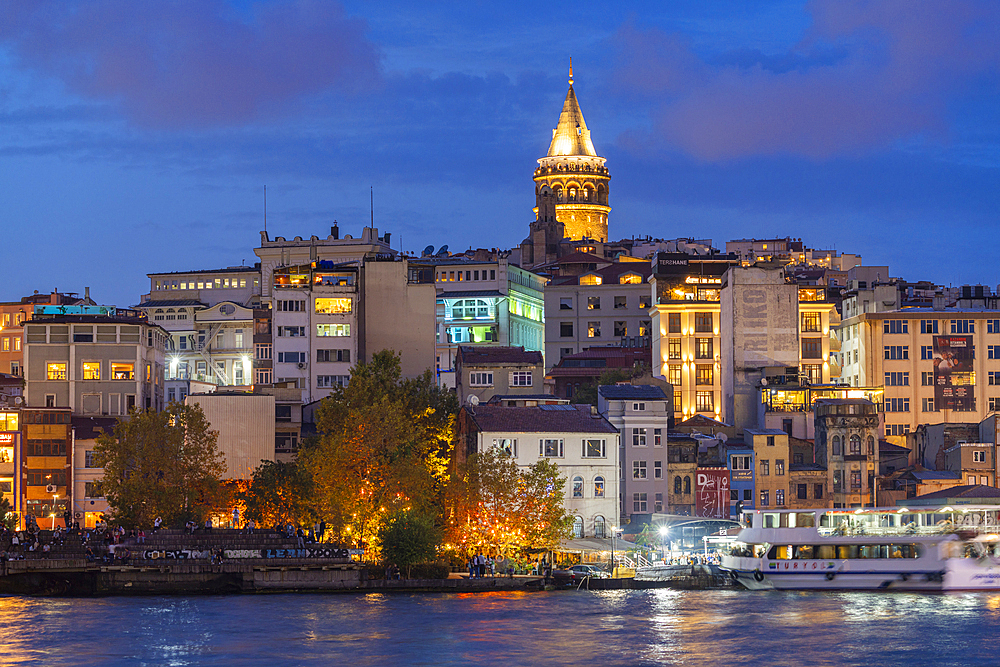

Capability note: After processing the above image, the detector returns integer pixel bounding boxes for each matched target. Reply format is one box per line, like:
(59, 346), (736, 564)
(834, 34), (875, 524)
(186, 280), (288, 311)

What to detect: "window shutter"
(509, 371), (515, 386)
(539, 439), (544, 456)
(559, 439), (564, 457)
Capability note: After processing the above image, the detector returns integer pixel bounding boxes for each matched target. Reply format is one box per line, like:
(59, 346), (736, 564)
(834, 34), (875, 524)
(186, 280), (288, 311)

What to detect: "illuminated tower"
(533, 61), (610, 242)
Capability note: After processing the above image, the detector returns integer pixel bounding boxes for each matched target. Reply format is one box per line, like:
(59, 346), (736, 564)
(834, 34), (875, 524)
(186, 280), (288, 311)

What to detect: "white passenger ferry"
(720, 506), (1000, 591)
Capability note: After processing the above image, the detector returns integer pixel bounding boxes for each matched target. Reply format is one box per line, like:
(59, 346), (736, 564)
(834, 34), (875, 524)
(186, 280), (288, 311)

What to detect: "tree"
(95, 402), (227, 528)
(379, 510), (440, 578)
(570, 367), (643, 406)
(242, 460), (315, 528)
(446, 449), (573, 557)
(0, 497), (15, 532)
(299, 350), (456, 556)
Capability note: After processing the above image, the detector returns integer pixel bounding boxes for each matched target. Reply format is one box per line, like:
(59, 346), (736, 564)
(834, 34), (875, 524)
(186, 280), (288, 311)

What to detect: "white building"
(460, 404), (620, 539)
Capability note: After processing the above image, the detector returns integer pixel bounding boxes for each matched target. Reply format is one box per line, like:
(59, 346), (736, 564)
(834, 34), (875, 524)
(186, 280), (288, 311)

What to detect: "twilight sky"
(1, 0), (998, 307)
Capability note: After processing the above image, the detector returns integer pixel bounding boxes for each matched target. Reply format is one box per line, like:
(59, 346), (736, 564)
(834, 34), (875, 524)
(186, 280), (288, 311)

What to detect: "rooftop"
(597, 384), (668, 401)
(136, 299), (207, 308)
(149, 266), (259, 277)
(466, 404), (618, 435)
(457, 346), (543, 366)
(911, 484), (1000, 501)
(744, 428), (789, 436)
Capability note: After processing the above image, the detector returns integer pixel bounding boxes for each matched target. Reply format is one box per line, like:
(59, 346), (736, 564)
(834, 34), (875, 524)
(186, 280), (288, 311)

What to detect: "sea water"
(1, 589), (998, 666)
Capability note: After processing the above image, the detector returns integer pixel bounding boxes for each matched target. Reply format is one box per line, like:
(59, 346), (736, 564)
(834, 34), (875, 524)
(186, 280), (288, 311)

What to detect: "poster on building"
(695, 467), (730, 519)
(933, 335), (975, 411)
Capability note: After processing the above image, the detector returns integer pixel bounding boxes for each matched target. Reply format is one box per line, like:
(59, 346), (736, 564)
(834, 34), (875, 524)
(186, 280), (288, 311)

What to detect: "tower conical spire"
(547, 65), (597, 157)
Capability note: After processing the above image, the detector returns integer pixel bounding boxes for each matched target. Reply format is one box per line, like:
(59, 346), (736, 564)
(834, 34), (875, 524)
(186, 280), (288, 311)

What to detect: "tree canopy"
(242, 460), (315, 528)
(378, 510), (440, 578)
(446, 448), (573, 557)
(95, 402), (227, 528)
(298, 350), (457, 555)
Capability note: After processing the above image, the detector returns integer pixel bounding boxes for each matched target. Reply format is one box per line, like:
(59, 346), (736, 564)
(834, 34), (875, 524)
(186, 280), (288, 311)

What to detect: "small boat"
(719, 506), (1000, 591)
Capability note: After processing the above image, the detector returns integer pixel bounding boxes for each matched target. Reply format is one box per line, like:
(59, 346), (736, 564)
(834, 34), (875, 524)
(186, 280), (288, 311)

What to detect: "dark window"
(683, 476), (691, 494)
(695, 312), (713, 333)
(275, 405), (292, 422)
(560, 322), (574, 337)
(668, 313), (681, 333)
(801, 338), (822, 359)
(797, 484), (807, 500)
(814, 484), (823, 499)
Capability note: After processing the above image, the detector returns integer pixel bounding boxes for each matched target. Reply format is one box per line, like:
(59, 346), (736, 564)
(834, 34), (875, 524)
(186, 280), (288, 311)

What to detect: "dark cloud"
(0, 0), (381, 128)
(613, 0), (1000, 160)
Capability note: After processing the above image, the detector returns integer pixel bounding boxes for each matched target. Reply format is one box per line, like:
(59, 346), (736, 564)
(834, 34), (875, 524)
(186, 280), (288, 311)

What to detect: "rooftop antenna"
(569, 57), (573, 86)
(263, 185), (267, 235)
(370, 186), (374, 227)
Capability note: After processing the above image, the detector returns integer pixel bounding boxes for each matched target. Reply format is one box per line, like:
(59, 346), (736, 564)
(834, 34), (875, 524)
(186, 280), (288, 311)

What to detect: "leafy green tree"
(447, 449), (573, 557)
(300, 350), (457, 556)
(95, 402), (227, 528)
(0, 497), (16, 532)
(243, 460), (315, 528)
(379, 510), (441, 578)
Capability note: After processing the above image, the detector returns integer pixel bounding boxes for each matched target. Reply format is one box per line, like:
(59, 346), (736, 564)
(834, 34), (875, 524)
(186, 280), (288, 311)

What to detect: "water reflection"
(1, 590), (1000, 665)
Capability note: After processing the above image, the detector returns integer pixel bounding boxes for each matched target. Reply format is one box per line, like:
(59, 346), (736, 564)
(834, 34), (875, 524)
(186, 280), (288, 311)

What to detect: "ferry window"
(742, 513), (753, 527)
(763, 513), (778, 528)
(795, 512), (816, 528)
(793, 545), (815, 559)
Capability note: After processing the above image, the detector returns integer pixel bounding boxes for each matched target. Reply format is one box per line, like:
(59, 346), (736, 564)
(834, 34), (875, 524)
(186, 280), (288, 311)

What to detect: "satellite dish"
(718, 433), (728, 444)
(422, 245), (435, 257)
(760, 377), (768, 386)
(435, 245), (450, 256)
(45, 485), (57, 494)
(467, 395), (480, 406)
(14, 396), (23, 404)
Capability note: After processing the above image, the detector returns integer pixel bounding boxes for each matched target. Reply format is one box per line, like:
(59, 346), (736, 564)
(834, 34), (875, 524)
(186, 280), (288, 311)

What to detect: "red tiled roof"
(465, 404), (619, 435)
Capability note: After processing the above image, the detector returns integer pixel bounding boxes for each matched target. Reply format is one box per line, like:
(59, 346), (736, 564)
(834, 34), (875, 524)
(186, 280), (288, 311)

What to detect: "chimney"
(332, 222), (339, 240)
(932, 293), (946, 311)
(85, 287), (91, 302)
(383, 232), (391, 246)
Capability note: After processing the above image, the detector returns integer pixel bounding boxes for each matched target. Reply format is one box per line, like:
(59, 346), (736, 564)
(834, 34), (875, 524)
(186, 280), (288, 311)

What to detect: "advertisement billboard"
(695, 467), (730, 519)
(933, 335), (975, 411)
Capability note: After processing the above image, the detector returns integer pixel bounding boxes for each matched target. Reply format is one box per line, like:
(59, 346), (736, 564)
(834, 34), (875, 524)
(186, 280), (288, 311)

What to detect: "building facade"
(545, 261), (653, 369)
(814, 399), (880, 508)
(459, 404), (619, 539)
(454, 346), (544, 406)
(23, 315), (168, 415)
(837, 306), (1000, 443)
(597, 385), (670, 524)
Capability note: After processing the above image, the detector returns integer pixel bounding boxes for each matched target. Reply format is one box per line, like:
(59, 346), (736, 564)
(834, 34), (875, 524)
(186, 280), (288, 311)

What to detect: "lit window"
(594, 477), (605, 497)
(111, 363), (134, 380)
(580, 274), (602, 286)
(314, 298), (352, 314)
(619, 273), (642, 285)
(317, 324), (351, 337)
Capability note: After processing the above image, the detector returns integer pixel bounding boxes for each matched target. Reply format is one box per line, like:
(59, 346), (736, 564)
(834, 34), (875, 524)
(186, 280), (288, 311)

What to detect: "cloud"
(0, 0), (381, 128)
(612, 0), (1000, 160)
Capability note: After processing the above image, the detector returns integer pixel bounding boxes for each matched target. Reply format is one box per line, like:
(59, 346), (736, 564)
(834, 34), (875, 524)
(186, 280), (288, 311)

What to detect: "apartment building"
(0, 410), (17, 522)
(597, 384), (670, 523)
(458, 404), (620, 539)
(71, 415), (116, 528)
(544, 259), (653, 369)
(423, 251), (544, 387)
(837, 302), (1000, 443)
(137, 265), (260, 399)
(814, 399), (880, 508)
(0, 290), (99, 378)
(254, 225), (436, 404)
(454, 346), (544, 406)
(943, 442), (996, 487)
(23, 314), (168, 415)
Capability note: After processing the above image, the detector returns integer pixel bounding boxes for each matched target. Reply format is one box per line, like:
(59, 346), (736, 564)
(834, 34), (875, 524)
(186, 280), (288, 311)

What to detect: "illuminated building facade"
(18, 408), (71, 529)
(521, 66), (610, 268)
(459, 404), (620, 539)
(23, 314), (168, 415)
(138, 266), (261, 400)
(71, 415), (115, 528)
(254, 225), (437, 405)
(650, 253), (739, 423)
(423, 252), (544, 388)
(0, 290), (99, 378)
(0, 410), (17, 523)
(836, 300), (1000, 444)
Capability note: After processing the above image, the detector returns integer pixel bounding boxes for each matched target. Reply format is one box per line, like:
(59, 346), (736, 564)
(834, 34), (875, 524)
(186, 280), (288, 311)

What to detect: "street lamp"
(52, 494), (58, 530)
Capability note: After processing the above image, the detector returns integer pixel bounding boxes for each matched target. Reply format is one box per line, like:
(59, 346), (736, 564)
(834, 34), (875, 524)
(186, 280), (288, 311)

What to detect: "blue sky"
(1, 0), (997, 306)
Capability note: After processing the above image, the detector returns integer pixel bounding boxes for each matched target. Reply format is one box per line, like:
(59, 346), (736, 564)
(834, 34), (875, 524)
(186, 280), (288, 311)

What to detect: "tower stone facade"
(522, 66), (610, 268)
